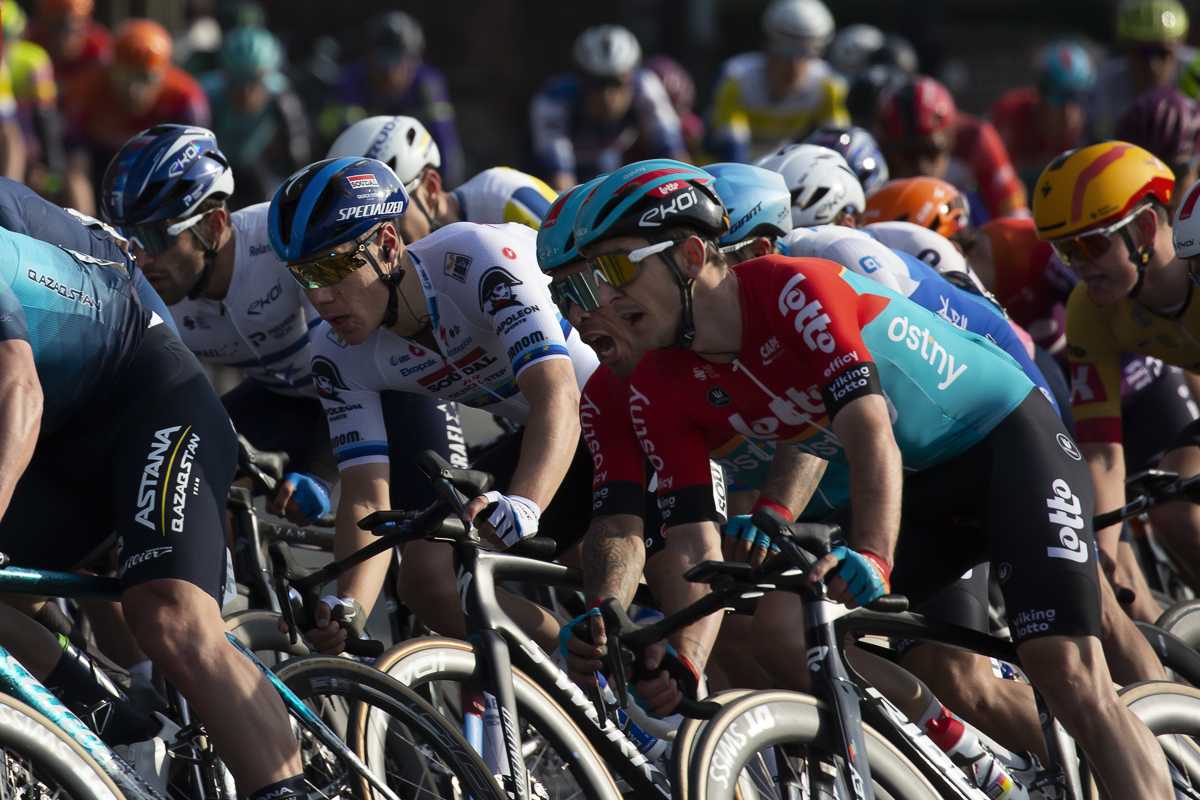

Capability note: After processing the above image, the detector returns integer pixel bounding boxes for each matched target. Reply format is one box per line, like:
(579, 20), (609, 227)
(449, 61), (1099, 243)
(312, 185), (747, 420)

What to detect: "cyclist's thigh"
(1124, 366), (1198, 472)
(983, 393), (1101, 644)
(895, 565), (990, 659)
(382, 391), (465, 510)
(221, 379), (331, 478)
(109, 330), (236, 602)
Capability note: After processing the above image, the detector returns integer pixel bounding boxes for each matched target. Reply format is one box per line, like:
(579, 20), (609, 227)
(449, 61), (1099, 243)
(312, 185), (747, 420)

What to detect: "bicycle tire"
(1119, 680), (1200, 792)
(372, 637), (624, 800)
(273, 655), (505, 800)
(688, 690), (941, 800)
(0, 692), (127, 800)
(1156, 598), (1200, 648)
(670, 689), (752, 800)
(224, 609), (312, 657)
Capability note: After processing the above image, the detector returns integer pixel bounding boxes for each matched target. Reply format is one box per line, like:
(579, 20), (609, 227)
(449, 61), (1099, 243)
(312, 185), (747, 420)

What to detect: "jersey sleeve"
(760, 258), (885, 418)
(970, 118), (1028, 218)
(581, 369), (648, 518)
(1064, 285), (1124, 443)
(633, 69), (687, 157)
(704, 63), (750, 163)
(0, 280), (29, 343)
(629, 368), (725, 529)
(818, 71), (851, 128)
(310, 327), (390, 470)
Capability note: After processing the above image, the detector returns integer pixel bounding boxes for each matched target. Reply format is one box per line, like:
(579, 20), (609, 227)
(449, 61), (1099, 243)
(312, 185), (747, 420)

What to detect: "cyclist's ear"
(418, 168), (443, 205)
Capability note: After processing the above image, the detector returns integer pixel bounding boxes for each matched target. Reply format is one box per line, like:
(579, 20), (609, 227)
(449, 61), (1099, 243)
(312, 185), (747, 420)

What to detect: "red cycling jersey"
(948, 112), (1029, 220)
(989, 88), (1082, 181)
(627, 256), (888, 526)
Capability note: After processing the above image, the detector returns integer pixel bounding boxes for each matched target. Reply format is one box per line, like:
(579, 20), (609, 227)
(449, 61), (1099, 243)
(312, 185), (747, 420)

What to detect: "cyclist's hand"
(268, 473), (330, 526)
(722, 515), (775, 566)
(462, 491), (540, 550)
(631, 642), (697, 718)
(559, 609), (605, 687)
(305, 600), (348, 655)
(810, 547), (891, 608)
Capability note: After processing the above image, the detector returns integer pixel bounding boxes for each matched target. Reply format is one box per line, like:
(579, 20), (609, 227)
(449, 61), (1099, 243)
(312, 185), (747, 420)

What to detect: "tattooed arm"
(582, 513), (647, 608)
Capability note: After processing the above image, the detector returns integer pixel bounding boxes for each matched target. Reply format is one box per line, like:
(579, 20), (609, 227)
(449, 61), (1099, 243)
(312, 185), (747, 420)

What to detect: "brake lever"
(572, 617), (608, 722)
(269, 549), (298, 646)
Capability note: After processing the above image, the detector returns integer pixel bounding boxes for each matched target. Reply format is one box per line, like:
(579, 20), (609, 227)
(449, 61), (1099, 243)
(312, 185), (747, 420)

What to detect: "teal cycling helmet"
(573, 160), (728, 349)
(536, 176), (605, 271)
(706, 163), (793, 251)
(1033, 41), (1095, 106)
(221, 25), (284, 82)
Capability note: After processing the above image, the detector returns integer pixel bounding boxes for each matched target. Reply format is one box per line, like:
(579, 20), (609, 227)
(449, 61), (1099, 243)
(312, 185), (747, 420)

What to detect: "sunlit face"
(295, 227), (403, 345)
(547, 258), (646, 376)
(1062, 215), (1149, 307)
(132, 228), (207, 306)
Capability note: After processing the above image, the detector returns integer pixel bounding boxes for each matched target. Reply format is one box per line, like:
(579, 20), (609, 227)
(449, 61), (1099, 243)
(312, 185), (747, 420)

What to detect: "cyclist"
(827, 23), (884, 80)
(320, 11), (464, 187)
(201, 26), (312, 211)
(25, 0), (110, 93)
(645, 55), (706, 164)
(802, 124), (889, 193)
(990, 41), (1096, 195)
(1085, 0), (1194, 143)
(1, 0), (66, 200)
(1117, 86), (1200, 216)
(61, 18), (210, 215)
(268, 157), (599, 655)
(328, 115), (558, 241)
(0, 229), (309, 800)
(1042, 142), (1200, 599)
(530, 24), (688, 192)
(705, 0), (848, 163)
(100, 125), (348, 528)
(875, 75), (1028, 225)
(553, 158), (1171, 794)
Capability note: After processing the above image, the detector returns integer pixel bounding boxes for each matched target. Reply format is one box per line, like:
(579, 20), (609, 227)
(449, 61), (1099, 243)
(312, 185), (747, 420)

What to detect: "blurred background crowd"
(0, 0), (1197, 230)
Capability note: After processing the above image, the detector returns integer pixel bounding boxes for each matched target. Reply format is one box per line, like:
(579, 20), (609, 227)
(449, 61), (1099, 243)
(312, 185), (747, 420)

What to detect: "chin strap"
(1121, 226), (1154, 299)
(186, 228), (220, 300)
(657, 242), (697, 350)
(412, 193), (442, 234)
(363, 246), (405, 329)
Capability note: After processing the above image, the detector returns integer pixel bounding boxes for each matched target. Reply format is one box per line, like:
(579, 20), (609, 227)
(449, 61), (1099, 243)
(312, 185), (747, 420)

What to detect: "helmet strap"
(363, 245), (404, 329)
(186, 225), (220, 300)
(411, 191), (441, 234)
(1119, 225), (1153, 299)
(656, 238), (697, 350)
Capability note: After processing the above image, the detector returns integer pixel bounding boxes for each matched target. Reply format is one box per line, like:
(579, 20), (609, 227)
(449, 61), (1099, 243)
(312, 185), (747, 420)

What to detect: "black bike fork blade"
(476, 628), (530, 800)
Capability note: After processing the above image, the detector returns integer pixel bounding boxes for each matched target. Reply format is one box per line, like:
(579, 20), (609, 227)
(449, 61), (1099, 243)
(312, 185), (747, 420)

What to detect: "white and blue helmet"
(706, 163), (793, 251)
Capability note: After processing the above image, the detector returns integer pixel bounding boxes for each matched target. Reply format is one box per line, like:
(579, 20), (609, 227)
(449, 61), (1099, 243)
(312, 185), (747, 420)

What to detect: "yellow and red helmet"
(861, 176), (969, 237)
(1032, 141), (1174, 241)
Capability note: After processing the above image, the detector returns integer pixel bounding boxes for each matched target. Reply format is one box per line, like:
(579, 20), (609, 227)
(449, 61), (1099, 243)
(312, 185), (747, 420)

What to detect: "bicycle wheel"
(273, 655), (505, 800)
(1156, 598), (1200, 648)
(0, 693), (126, 800)
(374, 638), (623, 800)
(669, 689), (752, 800)
(688, 690), (940, 800)
(1119, 680), (1200, 794)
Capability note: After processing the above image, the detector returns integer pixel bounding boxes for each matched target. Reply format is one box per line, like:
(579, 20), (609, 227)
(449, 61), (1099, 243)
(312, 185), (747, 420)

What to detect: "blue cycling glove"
(723, 515), (774, 550)
(284, 473), (331, 521)
(828, 546), (891, 606)
(558, 607), (601, 661)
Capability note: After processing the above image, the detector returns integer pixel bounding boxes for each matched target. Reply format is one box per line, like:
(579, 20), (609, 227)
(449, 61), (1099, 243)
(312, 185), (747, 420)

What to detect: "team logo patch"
(707, 387), (732, 407)
(478, 267), (524, 315)
(997, 563), (1011, 583)
(444, 252), (472, 283)
(312, 355), (351, 402)
(1056, 432), (1081, 461)
(347, 173), (380, 190)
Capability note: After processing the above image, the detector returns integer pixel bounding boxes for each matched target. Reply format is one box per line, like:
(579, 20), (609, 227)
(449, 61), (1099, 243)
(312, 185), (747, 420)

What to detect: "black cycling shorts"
(888, 390), (1101, 645)
(381, 392), (467, 512)
(1125, 366), (1198, 471)
(470, 429), (593, 557)
(0, 324), (233, 601)
(220, 379), (337, 486)
(894, 565), (990, 658)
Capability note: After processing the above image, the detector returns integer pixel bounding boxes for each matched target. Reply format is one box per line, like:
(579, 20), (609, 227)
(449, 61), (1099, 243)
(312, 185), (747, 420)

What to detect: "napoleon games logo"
(347, 173), (380, 190)
(312, 355), (351, 402)
(478, 267), (524, 315)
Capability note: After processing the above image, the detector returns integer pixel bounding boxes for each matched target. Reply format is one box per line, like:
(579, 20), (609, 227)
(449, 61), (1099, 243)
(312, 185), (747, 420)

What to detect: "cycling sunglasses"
(1049, 203), (1151, 263)
(585, 239), (676, 290)
(287, 226), (383, 289)
(549, 270), (605, 314)
(122, 209), (215, 257)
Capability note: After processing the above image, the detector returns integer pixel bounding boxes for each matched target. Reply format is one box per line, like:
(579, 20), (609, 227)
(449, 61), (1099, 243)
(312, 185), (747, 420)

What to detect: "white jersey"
(862, 220), (987, 294)
(779, 226), (920, 296)
(451, 167), (559, 230)
(311, 222), (599, 470)
(169, 203), (320, 398)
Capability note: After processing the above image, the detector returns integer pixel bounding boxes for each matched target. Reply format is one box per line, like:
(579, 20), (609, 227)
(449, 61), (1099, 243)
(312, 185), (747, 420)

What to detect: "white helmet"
(762, 0), (835, 58)
(755, 144), (866, 226)
(828, 24), (884, 76)
(325, 116), (441, 188)
(573, 25), (642, 78)
(1174, 179), (1200, 258)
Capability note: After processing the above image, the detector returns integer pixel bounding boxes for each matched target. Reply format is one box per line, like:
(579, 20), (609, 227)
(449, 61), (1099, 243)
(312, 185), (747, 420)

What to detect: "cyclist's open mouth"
(584, 331), (616, 359)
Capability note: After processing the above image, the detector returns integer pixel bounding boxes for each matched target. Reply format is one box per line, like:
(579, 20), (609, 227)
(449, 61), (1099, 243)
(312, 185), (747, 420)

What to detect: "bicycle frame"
(454, 543), (672, 800)
(0, 564), (405, 800)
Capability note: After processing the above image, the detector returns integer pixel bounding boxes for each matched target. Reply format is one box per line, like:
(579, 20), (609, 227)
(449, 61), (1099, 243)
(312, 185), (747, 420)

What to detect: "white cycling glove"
(481, 491), (541, 547)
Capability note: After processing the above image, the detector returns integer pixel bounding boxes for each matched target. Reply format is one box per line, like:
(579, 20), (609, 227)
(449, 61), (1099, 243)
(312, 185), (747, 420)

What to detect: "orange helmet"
(113, 19), (172, 71)
(861, 177), (970, 237)
(1032, 142), (1174, 240)
(37, 0), (93, 19)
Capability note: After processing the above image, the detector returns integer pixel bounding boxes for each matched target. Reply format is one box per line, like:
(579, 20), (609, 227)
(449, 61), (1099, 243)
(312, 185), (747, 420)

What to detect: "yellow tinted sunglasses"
(585, 240), (676, 289)
(288, 227), (383, 289)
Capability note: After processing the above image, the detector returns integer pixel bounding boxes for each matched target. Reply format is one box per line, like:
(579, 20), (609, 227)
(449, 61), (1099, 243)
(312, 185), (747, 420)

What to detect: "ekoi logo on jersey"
(134, 426), (202, 534)
(886, 316), (969, 390)
(776, 273), (835, 353)
(346, 174), (380, 190)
